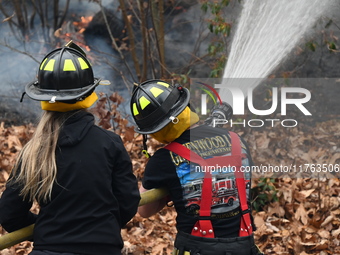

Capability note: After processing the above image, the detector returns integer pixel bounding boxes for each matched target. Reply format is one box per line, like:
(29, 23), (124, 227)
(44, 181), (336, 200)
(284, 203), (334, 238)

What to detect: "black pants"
(174, 231), (263, 255)
(29, 251), (82, 255)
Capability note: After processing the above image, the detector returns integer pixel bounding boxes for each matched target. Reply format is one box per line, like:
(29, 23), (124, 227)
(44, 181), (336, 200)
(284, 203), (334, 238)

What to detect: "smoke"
(0, 1), (123, 123)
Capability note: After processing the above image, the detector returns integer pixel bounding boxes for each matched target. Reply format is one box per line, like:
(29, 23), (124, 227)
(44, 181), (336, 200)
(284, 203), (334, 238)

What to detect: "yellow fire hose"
(0, 188), (168, 250)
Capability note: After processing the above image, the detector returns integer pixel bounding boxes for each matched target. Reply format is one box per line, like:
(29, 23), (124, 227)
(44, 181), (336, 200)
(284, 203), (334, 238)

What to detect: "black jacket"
(0, 111), (140, 255)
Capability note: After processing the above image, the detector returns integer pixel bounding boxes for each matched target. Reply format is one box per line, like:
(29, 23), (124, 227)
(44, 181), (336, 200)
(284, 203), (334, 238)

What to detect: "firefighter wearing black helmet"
(130, 79), (263, 255)
(25, 43), (101, 109)
(0, 41), (140, 255)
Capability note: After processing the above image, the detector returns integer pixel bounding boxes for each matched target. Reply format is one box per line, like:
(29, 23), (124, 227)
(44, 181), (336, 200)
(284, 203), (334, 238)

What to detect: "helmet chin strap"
(142, 134), (151, 158)
(20, 92), (26, 102)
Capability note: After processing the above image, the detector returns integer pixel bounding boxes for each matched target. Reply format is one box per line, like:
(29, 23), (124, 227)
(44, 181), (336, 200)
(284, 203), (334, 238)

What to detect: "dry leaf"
(332, 227), (340, 237)
(299, 189), (315, 199)
(321, 215), (334, 227)
(295, 203), (309, 225)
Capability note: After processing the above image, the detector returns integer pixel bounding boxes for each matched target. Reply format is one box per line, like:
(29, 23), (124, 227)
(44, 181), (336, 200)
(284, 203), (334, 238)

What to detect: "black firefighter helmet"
(25, 43), (100, 103)
(130, 79), (190, 134)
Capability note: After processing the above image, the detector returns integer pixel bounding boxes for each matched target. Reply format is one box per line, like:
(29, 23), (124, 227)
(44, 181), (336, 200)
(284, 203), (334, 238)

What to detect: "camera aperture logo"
(194, 80), (312, 128)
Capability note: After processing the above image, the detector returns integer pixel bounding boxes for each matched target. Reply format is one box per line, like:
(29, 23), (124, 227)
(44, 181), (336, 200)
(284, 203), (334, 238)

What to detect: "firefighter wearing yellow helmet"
(0, 41), (140, 255)
(130, 79), (263, 255)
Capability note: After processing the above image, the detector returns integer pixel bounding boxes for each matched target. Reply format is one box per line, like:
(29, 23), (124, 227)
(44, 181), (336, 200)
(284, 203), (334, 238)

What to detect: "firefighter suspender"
(166, 140), (215, 238)
(229, 131), (253, 237)
(164, 131), (253, 238)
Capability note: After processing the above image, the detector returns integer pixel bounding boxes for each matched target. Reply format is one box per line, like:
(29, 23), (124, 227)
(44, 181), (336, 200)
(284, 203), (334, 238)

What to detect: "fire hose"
(0, 188), (168, 250)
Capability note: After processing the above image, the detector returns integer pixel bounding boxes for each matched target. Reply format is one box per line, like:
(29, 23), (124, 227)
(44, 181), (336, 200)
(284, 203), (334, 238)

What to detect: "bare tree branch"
(157, 0), (165, 78)
(138, 0), (148, 81)
(0, 3), (18, 26)
(118, 0), (141, 81)
(150, 0), (166, 78)
(0, 41), (40, 63)
(58, 0), (70, 29)
(53, 0), (58, 30)
(96, 0), (136, 81)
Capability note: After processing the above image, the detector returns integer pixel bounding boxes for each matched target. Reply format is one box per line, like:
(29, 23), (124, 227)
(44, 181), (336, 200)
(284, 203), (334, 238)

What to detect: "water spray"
(218, 0), (337, 103)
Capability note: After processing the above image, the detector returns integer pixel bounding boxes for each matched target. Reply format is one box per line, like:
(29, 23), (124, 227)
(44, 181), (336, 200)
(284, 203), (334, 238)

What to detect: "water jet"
(217, 0), (337, 105)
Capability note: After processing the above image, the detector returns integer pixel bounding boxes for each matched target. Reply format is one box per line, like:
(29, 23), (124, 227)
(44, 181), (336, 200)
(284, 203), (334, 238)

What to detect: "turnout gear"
(165, 132), (263, 255)
(25, 44), (100, 103)
(130, 79), (190, 134)
(165, 132), (252, 238)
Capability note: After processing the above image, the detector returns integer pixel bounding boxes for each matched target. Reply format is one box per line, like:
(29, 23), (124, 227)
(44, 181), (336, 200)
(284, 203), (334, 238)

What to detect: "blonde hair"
(11, 110), (76, 203)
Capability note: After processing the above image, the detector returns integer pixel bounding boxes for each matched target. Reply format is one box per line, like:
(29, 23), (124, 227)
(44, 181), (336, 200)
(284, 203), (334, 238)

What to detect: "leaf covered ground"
(0, 94), (339, 255)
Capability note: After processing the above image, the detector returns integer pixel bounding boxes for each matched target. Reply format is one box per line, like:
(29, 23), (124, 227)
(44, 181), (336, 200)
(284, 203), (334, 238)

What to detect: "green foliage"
(306, 41), (317, 52)
(209, 56), (226, 78)
(171, 69), (192, 86)
(327, 41), (337, 51)
(251, 178), (278, 212)
(201, 0), (231, 78)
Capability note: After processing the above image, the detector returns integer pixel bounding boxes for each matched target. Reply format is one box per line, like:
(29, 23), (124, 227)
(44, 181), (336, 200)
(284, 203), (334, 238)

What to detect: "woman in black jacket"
(0, 42), (140, 255)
